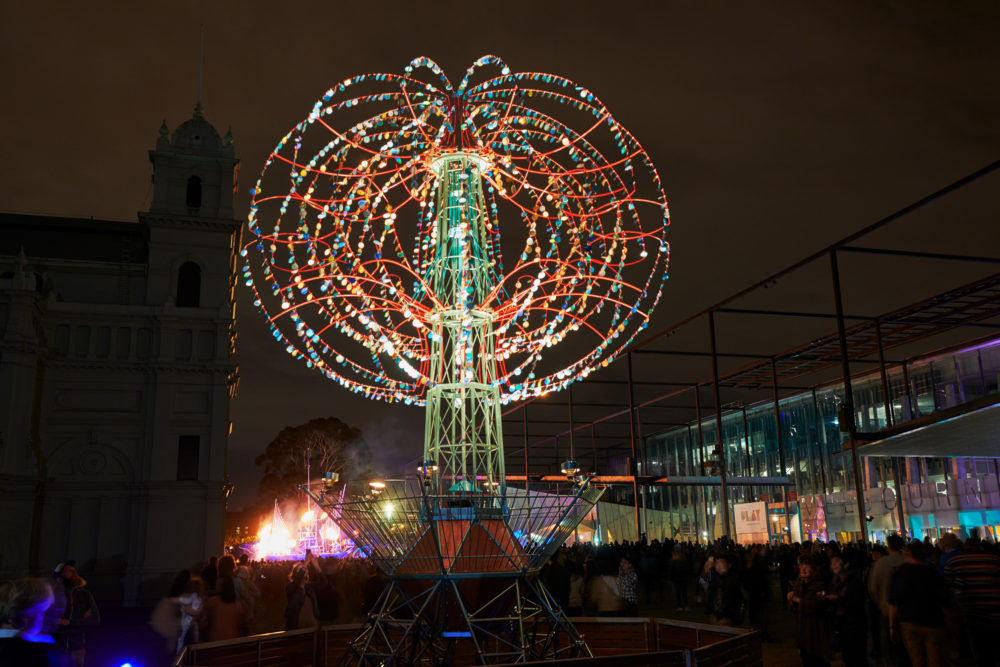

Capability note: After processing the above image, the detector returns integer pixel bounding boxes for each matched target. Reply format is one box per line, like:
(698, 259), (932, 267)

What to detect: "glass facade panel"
(619, 338), (1000, 544)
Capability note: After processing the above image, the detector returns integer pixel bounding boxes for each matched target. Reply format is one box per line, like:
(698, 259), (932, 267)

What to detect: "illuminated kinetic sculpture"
(244, 55), (670, 664)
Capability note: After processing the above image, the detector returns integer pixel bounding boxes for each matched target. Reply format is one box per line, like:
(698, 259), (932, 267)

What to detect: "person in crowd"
(312, 559), (339, 624)
(235, 563), (260, 628)
(618, 556), (638, 616)
(669, 547), (692, 611)
(888, 541), (948, 667)
(566, 561), (585, 617)
(150, 570), (202, 658)
(870, 534), (909, 667)
(587, 559), (625, 617)
(778, 544), (797, 610)
(743, 546), (772, 641)
(200, 556), (219, 592)
(943, 537), (1000, 667)
(696, 555), (715, 605)
(866, 545), (886, 660)
(284, 566), (319, 631)
(304, 549), (321, 580)
(217, 555), (237, 593)
(543, 550), (571, 613)
(361, 564), (387, 619)
(788, 557), (831, 667)
(0, 578), (66, 667)
(202, 576), (247, 641)
(638, 545), (663, 604)
(827, 552), (868, 667)
(51, 562), (98, 667)
(705, 554), (743, 627)
(936, 533), (962, 575)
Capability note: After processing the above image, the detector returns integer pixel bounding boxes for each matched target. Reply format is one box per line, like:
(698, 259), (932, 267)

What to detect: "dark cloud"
(2, 1), (998, 506)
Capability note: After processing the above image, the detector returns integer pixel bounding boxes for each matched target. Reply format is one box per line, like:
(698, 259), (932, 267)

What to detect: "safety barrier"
(173, 617), (760, 666)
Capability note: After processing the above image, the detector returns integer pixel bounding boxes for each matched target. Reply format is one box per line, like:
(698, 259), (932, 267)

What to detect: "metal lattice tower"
(424, 153), (505, 495)
(247, 55), (672, 665)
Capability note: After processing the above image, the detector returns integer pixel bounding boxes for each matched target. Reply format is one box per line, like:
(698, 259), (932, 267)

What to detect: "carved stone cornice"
(139, 212), (241, 233)
(43, 357), (237, 376)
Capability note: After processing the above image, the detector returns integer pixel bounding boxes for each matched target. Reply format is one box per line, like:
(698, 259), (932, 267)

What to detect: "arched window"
(186, 175), (202, 209)
(177, 261), (201, 307)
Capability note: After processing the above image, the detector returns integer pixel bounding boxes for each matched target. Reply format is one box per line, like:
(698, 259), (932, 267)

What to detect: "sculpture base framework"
(306, 480), (603, 665)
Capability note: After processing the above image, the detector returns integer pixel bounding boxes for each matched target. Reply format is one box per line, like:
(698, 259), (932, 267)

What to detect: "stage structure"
(244, 56), (671, 664)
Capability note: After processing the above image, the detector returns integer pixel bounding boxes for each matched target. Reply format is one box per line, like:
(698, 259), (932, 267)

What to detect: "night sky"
(2, 1), (998, 508)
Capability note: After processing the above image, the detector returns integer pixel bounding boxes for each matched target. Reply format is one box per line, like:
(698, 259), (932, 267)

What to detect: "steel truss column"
(771, 359), (791, 541)
(626, 351), (641, 541)
(708, 311), (731, 538)
(874, 320), (907, 537)
(829, 249), (869, 543)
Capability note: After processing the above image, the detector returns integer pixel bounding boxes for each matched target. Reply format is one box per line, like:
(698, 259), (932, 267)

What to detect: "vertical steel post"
(626, 352), (641, 542)
(568, 386), (575, 462)
(741, 406), (753, 503)
(591, 423), (598, 475)
(771, 359), (791, 541)
(875, 319), (908, 536)
(708, 311), (731, 538)
(901, 361), (914, 420)
(811, 388), (830, 495)
(874, 319), (893, 428)
(523, 404), (531, 530)
(688, 424), (700, 540)
(695, 384), (710, 540)
(829, 249), (869, 543)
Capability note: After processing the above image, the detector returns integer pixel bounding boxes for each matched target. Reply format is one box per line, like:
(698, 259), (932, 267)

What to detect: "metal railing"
(173, 617), (760, 666)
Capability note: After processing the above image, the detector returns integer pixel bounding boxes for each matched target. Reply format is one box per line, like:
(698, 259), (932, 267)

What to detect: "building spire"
(194, 25), (205, 119)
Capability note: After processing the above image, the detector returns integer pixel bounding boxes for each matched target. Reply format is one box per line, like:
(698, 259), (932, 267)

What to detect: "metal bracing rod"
(830, 249), (869, 543)
(770, 359), (792, 540)
(574, 378), (697, 387)
(874, 319), (908, 536)
(502, 418), (682, 427)
(840, 246), (1000, 264)
(636, 160), (1000, 351)
(626, 352), (641, 541)
(591, 423), (598, 473)
(567, 386), (575, 461)
(708, 310), (731, 538)
(506, 433), (676, 443)
(508, 402), (700, 411)
(632, 348), (774, 359)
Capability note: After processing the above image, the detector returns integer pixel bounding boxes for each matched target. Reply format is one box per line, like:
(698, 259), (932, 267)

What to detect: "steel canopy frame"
(503, 161), (1000, 543)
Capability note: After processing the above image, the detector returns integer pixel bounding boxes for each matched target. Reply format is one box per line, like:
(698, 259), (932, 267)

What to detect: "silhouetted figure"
(743, 548), (772, 641)
(943, 540), (1000, 667)
(51, 562), (99, 667)
(888, 542), (948, 667)
(705, 555), (743, 627)
(827, 553), (868, 667)
(870, 535), (910, 667)
(202, 576), (247, 641)
(0, 578), (68, 667)
(788, 557), (831, 667)
(200, 556), (219, 591)
(284, 566), (319, 631)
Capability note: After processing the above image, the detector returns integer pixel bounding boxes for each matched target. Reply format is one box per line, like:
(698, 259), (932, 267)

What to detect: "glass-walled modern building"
(635, 336), (1000, 544)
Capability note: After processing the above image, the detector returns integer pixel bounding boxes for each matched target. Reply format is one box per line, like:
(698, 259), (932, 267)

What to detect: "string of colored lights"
(243, 56), (671, 406)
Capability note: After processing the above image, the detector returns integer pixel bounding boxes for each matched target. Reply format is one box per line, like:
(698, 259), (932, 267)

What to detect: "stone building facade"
(0, 104), (240, 605)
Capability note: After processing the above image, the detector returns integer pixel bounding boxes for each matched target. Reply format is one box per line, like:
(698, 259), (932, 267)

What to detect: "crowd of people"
(0, 560), (99, 667)
(148, 550), (383, 660)
(2, 533), (997, 667)
(537, 532), (999, 667)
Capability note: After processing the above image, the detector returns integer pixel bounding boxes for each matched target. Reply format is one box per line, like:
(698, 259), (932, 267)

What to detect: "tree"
(254, 417), (372, 508)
